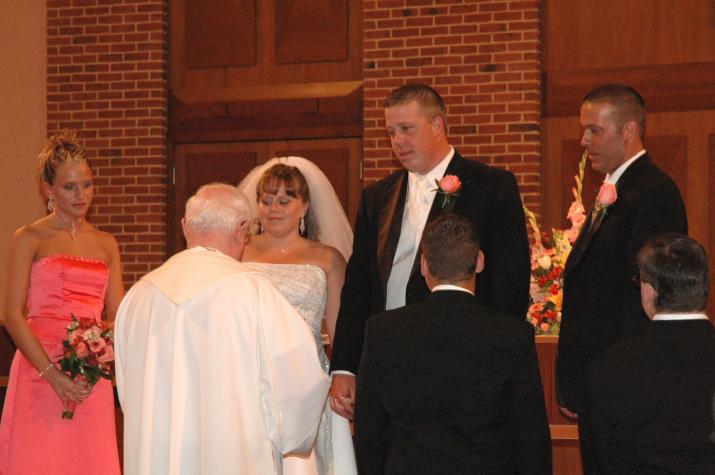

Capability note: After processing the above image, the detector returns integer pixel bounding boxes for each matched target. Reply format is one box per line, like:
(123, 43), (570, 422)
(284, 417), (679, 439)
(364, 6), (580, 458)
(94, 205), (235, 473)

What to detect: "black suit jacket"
(586, 319), (715, 474)
(556, 154), (688, 413)
(354, 290), (552, 475)
(331, 152), (531, 374)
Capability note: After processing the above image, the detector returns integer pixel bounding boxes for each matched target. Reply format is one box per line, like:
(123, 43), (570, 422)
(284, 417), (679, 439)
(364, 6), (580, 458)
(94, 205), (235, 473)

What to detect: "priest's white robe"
(115, 247), (329, 475)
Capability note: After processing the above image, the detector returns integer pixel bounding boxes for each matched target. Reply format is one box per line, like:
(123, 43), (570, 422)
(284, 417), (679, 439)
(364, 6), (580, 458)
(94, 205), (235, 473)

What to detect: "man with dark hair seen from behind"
(354, 214), (551, 474)
(330, 83), (531, 419)
(586, 233), (715, 473)
(556, 83), (688, 473)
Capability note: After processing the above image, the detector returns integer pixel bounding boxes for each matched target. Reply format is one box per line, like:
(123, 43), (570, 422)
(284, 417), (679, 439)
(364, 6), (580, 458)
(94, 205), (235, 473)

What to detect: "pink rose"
(76, 342), (89, 358)
(98, 345), (114, 364)
(89, 337), (106, 353)
(439, 175), (461, 193)
(596, 182), (617, 207)
(540, 323), (550, 332)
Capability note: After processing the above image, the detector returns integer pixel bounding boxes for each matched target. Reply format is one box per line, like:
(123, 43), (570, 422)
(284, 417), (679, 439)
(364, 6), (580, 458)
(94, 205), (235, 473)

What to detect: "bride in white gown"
(238, 157), (357, 475)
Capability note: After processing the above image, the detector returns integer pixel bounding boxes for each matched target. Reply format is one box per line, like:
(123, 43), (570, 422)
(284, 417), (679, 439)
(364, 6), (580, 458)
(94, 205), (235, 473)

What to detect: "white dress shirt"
(385, 148), (454, 310)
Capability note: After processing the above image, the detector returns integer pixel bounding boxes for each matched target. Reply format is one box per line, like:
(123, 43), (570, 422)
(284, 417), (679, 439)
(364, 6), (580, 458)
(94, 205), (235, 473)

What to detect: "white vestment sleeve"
(256, 280), (330, 456)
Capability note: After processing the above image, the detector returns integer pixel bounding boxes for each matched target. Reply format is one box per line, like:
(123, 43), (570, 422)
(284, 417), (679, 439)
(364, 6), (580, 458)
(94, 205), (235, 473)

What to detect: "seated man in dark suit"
(587, 233), (715, 474)
(354, 214), (551, 474)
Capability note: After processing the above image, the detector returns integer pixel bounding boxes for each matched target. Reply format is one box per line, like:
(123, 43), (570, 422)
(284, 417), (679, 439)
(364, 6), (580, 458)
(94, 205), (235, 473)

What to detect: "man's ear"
(431, 115), (445, 137)
(420, 253), (428, 278)
(622, 120), (637, 140)
(475, 250), (485, 274)
(180, 217), (189, 242)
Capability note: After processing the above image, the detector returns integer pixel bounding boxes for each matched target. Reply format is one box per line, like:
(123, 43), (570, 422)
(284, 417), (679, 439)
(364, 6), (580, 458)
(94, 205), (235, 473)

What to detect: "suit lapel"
(377, 171), (407, 290)
(565, 155), (652, 273)
(408, 154), (468, 278)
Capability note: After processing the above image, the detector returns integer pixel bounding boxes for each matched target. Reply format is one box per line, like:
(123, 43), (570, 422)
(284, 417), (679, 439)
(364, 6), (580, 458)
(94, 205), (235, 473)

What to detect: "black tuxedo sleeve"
(479, 172), (531, 320)
(354, 318), (389, 475)
(506, 331), (552, 474)
(330, 189), (374, 374)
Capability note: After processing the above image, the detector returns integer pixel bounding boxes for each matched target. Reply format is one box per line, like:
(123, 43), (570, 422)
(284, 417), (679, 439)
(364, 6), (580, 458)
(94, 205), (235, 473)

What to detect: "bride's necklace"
(55, 213), (83, 241)
(270, 238), (301, 255)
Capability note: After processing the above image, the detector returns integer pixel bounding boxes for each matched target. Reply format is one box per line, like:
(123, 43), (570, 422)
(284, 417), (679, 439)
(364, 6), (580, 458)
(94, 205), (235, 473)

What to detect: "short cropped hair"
(385, 83), (447, 123)
(637, 233), (710, 312)
(583, 83), (646, 139)
(184, 183), (251, 233)
(421, 214), (480, 282)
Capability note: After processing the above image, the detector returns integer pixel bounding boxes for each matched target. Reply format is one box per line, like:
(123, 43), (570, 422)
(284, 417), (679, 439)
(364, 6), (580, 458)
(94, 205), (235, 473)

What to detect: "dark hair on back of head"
(637, 233), (710, 312)
(421, 214), (480, 282)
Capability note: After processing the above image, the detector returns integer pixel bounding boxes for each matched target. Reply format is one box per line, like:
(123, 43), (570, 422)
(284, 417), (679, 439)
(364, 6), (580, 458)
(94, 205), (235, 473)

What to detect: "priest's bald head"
(181, 182), (252, 260)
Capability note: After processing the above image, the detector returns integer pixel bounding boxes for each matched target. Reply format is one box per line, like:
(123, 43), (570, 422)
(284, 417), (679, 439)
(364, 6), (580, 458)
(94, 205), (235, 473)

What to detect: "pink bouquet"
(58, 315), (115, 419)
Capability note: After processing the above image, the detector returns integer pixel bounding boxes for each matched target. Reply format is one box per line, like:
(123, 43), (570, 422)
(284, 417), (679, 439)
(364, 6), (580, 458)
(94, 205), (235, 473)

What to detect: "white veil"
(236, 156), (354, 261)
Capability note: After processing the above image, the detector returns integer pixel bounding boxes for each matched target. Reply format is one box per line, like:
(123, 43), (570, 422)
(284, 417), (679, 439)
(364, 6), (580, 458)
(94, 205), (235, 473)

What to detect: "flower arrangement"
(58, 315), (115, 419)
(434, 175), (461, 208)
(524, 151), (588, 335)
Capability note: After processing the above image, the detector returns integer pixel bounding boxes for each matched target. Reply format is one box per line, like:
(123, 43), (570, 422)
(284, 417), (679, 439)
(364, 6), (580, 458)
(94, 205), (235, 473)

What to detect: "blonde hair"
(38, 131), (89, 185)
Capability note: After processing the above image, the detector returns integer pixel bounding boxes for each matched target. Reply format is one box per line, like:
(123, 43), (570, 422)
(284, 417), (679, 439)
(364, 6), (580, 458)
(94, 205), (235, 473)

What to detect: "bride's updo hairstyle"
(37, 130), (90, 186)
(256, 164), (319, 239)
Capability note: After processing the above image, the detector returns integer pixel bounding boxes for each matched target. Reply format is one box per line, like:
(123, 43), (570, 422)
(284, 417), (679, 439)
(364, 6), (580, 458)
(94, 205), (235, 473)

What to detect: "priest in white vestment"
(115, 183), (329, 475)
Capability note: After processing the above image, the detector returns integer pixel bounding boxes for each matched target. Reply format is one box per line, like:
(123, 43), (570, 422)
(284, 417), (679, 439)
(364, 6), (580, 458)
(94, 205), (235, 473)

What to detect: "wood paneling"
(709, 133), (715, 321)
(275, 0), (348, 64)
(171, 0), (362, 101)
(544, 63), (715, 117)
(544, 0), (715, 70)
(185, 0), (257, 69)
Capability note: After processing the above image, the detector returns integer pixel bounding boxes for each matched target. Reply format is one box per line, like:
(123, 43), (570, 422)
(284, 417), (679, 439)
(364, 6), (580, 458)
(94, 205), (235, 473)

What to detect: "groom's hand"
(329, 374), (356, 419)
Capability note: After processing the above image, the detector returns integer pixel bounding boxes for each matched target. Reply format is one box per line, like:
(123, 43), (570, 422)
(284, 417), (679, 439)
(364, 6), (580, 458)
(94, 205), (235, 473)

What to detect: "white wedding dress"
(246, 262), (357, 475)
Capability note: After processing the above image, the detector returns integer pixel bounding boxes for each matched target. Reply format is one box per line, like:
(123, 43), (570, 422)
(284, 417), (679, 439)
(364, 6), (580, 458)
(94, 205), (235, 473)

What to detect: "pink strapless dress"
(0, 255), (120, 475)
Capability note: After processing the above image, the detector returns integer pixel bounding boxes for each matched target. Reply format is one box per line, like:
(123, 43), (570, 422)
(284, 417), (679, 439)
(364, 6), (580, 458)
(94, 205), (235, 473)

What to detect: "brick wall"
(362, 0), (541, 208)
(46, 0), (168, 285)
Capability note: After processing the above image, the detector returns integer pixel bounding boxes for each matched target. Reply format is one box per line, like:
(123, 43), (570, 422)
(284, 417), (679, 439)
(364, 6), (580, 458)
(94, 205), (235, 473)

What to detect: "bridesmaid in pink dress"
(0, 132), (124, 474)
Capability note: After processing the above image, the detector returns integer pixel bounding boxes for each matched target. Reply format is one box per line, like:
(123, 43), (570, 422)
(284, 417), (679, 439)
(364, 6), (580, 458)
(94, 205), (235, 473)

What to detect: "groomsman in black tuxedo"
(556, 84), (688, 473)
(354, 214), (551, 474)
(329, 83), (531, 418)
(586, 234), (715, 473)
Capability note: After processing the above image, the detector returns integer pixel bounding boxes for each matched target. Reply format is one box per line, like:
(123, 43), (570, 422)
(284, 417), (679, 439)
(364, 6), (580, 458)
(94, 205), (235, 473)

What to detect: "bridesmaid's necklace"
(55, 213), (83, 241)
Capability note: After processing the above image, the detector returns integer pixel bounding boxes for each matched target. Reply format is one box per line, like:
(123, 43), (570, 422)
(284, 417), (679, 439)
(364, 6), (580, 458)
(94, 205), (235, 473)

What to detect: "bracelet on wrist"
(38, 362), (55, 378)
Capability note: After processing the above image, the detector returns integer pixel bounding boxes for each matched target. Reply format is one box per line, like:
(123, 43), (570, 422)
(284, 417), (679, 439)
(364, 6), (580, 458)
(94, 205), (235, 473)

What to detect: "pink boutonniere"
(434, 175), (462, 208)
(594, 182), (617, 214)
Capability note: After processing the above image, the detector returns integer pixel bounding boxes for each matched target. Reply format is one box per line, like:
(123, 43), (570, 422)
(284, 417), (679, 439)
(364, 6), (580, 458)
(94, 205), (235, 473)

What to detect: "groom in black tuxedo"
(354, 214), (551, 474)
(556, 84), (688, 473)
(329, 84), (531, 418)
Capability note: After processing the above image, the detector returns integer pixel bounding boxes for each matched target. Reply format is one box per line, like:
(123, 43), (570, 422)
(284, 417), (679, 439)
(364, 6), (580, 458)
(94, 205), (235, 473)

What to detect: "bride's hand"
(44, 366), (91, 404)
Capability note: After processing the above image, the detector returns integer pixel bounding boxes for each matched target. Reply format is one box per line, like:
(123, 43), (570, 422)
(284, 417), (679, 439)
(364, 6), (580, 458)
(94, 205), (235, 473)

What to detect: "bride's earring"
(47, 197), (55, 212)
(299, 216), (305, 235)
